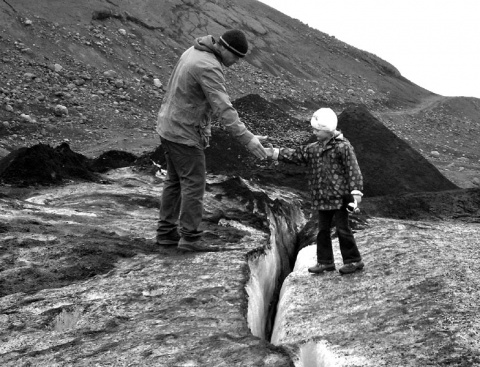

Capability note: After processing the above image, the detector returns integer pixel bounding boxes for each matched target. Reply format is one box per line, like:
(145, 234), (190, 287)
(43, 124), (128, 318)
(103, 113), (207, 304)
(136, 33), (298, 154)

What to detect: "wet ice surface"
(0, 167), (297, 366)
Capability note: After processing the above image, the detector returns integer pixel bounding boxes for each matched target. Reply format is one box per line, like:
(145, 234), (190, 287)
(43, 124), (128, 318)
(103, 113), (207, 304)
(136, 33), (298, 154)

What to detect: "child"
(266, 108), (364, 274)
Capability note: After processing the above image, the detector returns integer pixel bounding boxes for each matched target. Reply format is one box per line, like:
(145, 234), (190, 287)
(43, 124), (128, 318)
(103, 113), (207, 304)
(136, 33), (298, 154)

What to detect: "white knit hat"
(310, 108), (338, 132)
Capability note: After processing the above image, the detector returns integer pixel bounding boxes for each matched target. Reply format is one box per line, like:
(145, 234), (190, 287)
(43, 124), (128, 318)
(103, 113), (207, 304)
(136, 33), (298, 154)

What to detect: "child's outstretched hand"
(265, 143), (275, 159)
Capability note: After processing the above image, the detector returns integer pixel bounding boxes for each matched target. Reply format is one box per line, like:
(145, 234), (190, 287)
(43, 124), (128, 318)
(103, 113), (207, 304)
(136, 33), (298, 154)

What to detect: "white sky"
(258, 0), (480, 98)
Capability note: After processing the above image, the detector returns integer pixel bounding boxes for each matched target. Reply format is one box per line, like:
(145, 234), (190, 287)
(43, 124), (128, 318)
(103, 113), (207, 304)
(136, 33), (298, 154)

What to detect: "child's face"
(312, 128), (333, 142)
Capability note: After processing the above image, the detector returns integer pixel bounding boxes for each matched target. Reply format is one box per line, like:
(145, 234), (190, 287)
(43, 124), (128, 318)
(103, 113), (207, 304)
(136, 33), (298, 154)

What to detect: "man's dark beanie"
(219, 29), (248, 58)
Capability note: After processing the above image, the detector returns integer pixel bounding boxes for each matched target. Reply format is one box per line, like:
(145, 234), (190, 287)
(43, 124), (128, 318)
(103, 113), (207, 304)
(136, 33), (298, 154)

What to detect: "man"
(156, 29), (267, 252)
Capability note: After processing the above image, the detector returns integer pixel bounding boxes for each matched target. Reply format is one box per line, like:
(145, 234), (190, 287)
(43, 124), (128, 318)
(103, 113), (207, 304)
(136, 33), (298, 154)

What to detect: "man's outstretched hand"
(246, 135), (268, 159)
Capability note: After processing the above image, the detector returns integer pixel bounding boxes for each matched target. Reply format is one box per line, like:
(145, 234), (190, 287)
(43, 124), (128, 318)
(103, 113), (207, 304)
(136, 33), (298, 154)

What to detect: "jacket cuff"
(238, 131), (255, 146)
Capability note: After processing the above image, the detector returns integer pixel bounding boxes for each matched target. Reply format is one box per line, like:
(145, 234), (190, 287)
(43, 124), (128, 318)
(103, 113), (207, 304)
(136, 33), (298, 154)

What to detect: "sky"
(258, 0), (480, 99)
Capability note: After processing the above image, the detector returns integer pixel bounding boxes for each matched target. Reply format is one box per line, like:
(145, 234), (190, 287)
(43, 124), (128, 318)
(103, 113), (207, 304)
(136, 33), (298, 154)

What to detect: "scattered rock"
(104, 70), (117, 78)
(54, 105), (68, 116)
(0, 147), (10, 158)
(153, 78), (162, 88)
(23, 73), (36, 80)
(20, 114), (35, 123)
(114, 79), (124, 88)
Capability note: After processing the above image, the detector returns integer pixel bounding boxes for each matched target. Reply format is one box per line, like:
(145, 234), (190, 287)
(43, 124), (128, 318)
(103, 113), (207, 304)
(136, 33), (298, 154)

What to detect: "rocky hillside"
(0, 0), (430, 106)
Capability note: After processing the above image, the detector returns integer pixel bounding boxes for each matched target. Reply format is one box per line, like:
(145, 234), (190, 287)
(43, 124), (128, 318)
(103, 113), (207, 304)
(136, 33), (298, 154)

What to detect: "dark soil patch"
(0, 144), (140, 187)
(0, 142), (99, 187)
(0, 231), (157, 297)
(361, 188), (480, 222)
(232, 93), (306, 137)
(337, 105), (459, 196)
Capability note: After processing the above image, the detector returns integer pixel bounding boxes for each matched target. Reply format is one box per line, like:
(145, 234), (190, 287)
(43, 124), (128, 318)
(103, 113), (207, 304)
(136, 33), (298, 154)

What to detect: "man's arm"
(199, 65), (259, 145)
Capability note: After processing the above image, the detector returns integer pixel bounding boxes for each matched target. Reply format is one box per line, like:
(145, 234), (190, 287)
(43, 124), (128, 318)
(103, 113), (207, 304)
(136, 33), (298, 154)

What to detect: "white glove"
(351, 190), (363, 204)
(342, 194), (359, 213)
(346, 198), (358, 213)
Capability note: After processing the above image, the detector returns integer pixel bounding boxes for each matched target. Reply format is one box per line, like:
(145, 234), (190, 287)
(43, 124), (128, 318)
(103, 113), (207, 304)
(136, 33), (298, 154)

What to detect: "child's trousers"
(316, 209), (362, 265)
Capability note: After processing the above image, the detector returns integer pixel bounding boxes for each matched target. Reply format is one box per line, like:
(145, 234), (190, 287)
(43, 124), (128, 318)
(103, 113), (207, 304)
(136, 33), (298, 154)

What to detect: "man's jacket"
(156, 35), (253, 149)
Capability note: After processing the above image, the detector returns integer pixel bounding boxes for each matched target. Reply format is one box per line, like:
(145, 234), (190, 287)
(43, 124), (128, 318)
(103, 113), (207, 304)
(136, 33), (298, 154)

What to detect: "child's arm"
(266, 145), (309, 165)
